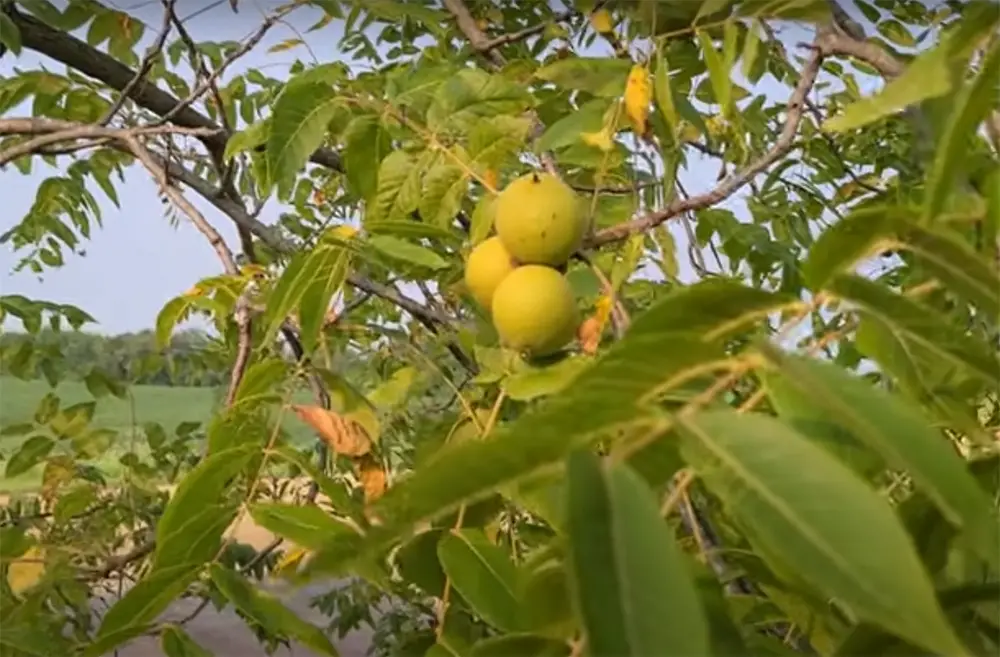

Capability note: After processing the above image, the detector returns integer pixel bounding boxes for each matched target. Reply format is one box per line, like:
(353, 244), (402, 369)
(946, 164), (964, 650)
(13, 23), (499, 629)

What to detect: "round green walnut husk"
(463, 236), (517, 311)
(494, 172), (588, 267)
(491, 265), (579, 357)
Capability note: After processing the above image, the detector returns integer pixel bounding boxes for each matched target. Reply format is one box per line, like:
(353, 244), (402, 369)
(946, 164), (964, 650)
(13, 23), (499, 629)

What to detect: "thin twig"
(99, 0), (176, 126)
(588, 40), (827, 247)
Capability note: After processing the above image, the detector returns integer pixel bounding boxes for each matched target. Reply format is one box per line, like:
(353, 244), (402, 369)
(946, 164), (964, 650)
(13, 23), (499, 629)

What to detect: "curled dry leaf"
(322, 307), (339, 329)
(291, 405), (371, 457)
(356, 454), (387, 504)
(578, 316), (603, 355)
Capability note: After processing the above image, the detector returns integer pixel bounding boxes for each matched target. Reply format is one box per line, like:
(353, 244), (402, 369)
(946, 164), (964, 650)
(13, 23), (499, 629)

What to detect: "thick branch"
(5, 5), (341, 171)
(587, 42), (826, 247)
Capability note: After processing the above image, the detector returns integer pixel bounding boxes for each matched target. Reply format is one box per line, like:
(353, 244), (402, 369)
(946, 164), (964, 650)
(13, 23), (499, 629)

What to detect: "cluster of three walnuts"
(463, 173), (590, 358)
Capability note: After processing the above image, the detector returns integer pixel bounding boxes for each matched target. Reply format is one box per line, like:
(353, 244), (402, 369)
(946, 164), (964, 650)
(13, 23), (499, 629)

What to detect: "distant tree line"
(0, 328), (229, 387)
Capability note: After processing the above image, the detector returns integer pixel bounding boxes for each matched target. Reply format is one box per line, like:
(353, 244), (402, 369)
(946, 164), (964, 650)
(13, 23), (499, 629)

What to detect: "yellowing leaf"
(590, 9), (614, 34)
(624, 64), (651, 136)
(182, 285), (203, 298)
(7, 546), (45, 594)
(482, 168), (499, 193)
(291, 405), (372, 457)
(581, 128), (615, 152)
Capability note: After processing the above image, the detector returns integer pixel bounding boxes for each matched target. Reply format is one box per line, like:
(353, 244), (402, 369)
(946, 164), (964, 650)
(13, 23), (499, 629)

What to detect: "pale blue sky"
(1, 1), (871, 334)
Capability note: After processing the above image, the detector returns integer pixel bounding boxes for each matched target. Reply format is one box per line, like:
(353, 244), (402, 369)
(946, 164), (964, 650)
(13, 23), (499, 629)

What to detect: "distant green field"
(0, 377), (315, 493)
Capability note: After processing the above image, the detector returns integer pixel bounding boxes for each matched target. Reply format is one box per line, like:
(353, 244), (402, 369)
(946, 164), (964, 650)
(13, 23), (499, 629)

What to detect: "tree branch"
(587, 40), (826, 247)
(4, 4), (342, 171)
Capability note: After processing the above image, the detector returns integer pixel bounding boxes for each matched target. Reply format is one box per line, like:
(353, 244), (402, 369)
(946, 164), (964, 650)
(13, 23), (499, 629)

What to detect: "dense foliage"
(0, 0), (998, 656)
(0, 328), (233, 386)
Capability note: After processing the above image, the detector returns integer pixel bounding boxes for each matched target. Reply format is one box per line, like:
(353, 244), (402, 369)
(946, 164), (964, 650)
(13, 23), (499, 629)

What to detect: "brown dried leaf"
(357, 455), (387, 504)
(291, 405), (371, 457)
(577, 316), (604, 355)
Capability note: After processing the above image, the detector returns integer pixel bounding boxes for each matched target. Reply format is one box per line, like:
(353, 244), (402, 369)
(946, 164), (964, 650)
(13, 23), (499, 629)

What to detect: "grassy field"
(0, 377), (315, 492)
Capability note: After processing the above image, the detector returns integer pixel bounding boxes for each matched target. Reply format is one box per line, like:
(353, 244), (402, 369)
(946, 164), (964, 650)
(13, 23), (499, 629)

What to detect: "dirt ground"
(1, 490), (376, 657)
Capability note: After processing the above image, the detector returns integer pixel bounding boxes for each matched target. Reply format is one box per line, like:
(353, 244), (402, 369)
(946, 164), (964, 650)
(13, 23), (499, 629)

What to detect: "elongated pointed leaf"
(160, 625), (211, 657)
(759, 348), (999, 572)
(925, 40), (1000, 222)
(856, 316), (992, 444)
(152, 444), (256, 569)
(209, 563), (338, 656)
(677, 410), (966, 657)
(566, 451), (709, 656)
(249, 503), (355, 551)
(826, 274), (1000, 386)
(93, 563), (202, 651)
(438, 529), (522, 632)
(266, 82), (340, 197)
(806, 208), (999, 317)
(298, 245), (350, 353)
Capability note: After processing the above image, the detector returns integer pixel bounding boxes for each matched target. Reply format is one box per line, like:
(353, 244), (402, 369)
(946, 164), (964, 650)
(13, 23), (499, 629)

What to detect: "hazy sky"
(0, 1), (867, 334)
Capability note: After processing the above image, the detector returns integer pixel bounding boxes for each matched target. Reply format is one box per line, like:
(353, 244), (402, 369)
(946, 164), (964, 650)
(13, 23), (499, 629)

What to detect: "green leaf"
(152, 445), (256, 570)
(826, 274), (1000, 386)
(154, 295), (194, 349)
(298, 244), (350, 353)
(741, 20), (764, 83)
(367, 365), (418, 410)
(653, 51), (679, 134)
(366, 235), (450, 270)
(5, 435), (54, 478)
(249, 503), (355, 551)
(266, 82), (340, 197)
(365, 220), (458, 243)
(924, 39), (1000, 222)
(209, 563), (339, 656)
(805, 207), (999, 317)
(306, 281), (793, 575)
(470, 635), (570, 657)
(368, 150), (421, 222)
(342, 115), (392, 201)
(763, 372), (885, 480)
(822, 13), (995, 134)
(469, 115), (533, 169)
(426, 69), (532, 133)
(697, 30), (732, 114)
(677, 410), (966, 657)
(395, 529), (448, 597)
(438, 529), (523, 632)
(855, 316), (991, 443)
(535, 57), (632, 97)
(518, 552), (575, 638)
(231, 358), (288, 408)
(91, 564), (202, 655)
(536, 98), (612, 153)
(877, 19), (916, 47)
(469, 194), (497, 246)
(160, 625), (211, 657)
(262, 247), (327, 344)
(758, 348), (1000, 572)
(0, 13), (22, 55)
(419, 162), (469, 227)
(566, 451), (709, 656)
(222, 119), (269, 162)
(504, 356), (591, 402)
